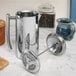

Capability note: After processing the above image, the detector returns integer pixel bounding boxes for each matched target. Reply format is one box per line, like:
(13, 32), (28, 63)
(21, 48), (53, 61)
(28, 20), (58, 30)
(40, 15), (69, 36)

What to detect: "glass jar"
(38, 3), (55, 28)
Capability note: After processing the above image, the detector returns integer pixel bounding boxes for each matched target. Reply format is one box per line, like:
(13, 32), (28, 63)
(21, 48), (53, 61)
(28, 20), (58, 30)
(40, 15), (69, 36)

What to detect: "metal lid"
(38, 3), (55, 14)
(16, 10), (38, 17)
(46, 33), (66, 56)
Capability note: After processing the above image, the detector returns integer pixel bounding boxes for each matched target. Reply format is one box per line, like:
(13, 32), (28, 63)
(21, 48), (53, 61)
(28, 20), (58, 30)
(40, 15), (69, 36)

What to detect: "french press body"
(6, 10), (39, 58)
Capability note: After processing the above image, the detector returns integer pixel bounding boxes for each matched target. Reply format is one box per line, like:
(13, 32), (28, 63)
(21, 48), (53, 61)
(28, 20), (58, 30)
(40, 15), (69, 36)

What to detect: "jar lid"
(38, 3), (55, 14)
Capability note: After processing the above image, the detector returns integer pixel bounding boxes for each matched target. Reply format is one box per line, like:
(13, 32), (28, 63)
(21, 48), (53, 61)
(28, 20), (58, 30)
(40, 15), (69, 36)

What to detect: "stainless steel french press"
(6, 10), (39, 58)
(6, 10), (68, 74)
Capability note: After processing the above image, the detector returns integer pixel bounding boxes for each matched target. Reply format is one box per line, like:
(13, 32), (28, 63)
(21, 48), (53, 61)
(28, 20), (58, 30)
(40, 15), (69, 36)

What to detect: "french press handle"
(6, 14), (17, 49)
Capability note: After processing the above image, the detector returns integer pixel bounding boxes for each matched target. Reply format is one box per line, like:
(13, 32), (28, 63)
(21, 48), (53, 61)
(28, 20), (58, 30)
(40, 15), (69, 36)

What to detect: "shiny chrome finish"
(21, 33), (66, 74)
(6, 10), (39, 59)
(6, 14), (16, 49)
(22, 51), (40, 74)
(46, 33), (66, 56)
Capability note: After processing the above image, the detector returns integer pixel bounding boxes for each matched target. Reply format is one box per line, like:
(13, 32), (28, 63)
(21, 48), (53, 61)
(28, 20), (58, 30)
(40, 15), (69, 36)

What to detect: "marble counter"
(0, 28), (76, 76)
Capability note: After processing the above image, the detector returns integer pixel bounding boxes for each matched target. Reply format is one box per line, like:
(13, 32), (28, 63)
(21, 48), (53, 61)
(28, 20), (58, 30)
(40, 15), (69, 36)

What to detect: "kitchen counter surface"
(0, 28), (76, 76)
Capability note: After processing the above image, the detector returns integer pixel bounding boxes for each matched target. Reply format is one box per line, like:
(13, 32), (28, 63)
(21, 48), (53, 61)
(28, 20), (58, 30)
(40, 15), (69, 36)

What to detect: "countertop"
(0, 28), (76, 76)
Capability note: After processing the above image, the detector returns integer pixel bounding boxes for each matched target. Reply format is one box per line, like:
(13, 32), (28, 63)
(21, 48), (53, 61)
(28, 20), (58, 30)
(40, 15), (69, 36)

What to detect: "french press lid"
(16, 10), (38, 17)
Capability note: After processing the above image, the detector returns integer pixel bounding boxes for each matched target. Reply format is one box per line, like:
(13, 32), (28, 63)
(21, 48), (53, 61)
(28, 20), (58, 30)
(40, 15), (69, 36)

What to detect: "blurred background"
(0, 0), (69, 20)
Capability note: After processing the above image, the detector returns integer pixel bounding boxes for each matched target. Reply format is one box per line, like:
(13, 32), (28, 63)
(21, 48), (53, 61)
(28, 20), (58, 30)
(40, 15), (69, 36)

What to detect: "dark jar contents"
(39, 13), (55, 28)
(38, 3), (55, 28)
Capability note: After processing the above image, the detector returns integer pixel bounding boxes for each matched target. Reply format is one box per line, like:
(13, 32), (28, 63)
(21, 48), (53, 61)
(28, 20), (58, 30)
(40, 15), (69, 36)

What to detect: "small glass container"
(38, 3), (55, 28)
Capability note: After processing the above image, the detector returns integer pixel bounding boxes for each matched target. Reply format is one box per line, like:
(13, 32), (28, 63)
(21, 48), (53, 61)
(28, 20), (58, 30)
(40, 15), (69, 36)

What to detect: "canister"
(0, 19), (5, 45)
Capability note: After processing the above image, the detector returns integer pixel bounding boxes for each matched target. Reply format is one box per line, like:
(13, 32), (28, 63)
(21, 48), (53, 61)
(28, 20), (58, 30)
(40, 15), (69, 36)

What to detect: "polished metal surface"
(46, 33), (66, 56)
(6, 10), (39, 59)
(16, 10), (38, 17)
(22, 51), (40, 74)
(6, 14), (16, 49)
(21, 33), (66, 74)
(6, 11), (67, 74)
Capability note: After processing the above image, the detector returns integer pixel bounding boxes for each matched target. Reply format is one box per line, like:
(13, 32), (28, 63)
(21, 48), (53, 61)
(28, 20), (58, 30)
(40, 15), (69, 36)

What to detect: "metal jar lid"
(38, 3), (55, 14)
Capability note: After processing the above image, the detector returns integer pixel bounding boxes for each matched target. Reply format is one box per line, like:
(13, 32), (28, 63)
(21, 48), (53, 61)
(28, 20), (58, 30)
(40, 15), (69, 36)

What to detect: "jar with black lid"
(38, 4), (55, 28)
